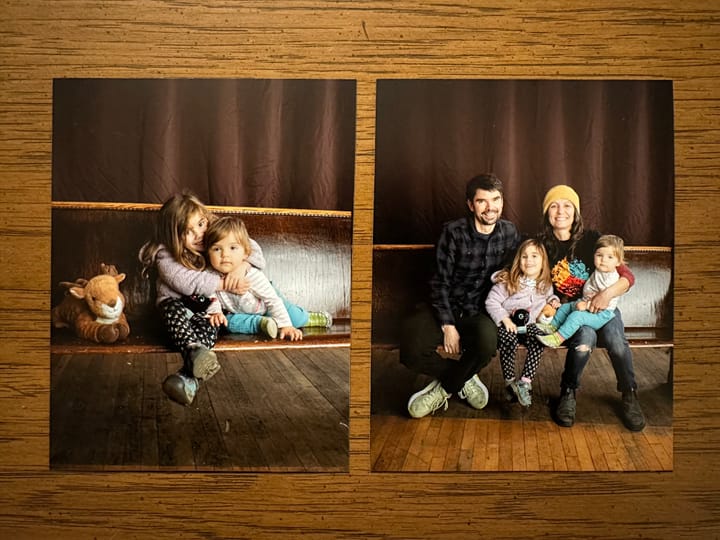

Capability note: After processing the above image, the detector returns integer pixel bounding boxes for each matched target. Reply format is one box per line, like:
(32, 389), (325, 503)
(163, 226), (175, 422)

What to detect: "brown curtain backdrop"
(374, 79), (674, 246)
(52, 79), (356, 211)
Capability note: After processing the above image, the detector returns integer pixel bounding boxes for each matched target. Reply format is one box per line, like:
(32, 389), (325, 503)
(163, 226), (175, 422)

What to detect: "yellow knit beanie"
(542, 185), (580, 215)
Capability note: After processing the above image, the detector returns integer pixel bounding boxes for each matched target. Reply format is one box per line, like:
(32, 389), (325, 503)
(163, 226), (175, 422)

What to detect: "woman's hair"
(204, 216), (252, 255)
(539, 201), (585, 263)
(595, 234), (625, 264)
(139, 192), (214, 276)
(495, 238), (552, 296)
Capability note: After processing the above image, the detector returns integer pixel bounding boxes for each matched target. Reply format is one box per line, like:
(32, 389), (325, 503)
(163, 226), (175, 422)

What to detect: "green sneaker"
(536, 332), (565, 348)
(259, 317), (278, 338)
(407, 379), (449, 418)
(535, 322), (557, 335)
(305, 311), (333, 328)
(458, 374), (489, 410)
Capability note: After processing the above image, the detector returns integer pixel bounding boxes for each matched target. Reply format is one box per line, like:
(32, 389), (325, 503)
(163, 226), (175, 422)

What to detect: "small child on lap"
(537, 234), (626, 348)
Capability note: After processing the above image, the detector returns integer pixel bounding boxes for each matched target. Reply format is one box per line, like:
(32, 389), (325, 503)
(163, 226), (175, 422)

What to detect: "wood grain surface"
(1, 1), (718, 538)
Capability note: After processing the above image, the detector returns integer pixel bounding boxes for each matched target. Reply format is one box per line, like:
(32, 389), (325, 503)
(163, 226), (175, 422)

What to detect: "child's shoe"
(535, 322), (557, 335)
(504, 379), (518, 402)
(536, 332), (565, 348)
(305, 311), (333, 328)
(188, 345), (221, 381)
(511, 379), (533, 407)
(259, 317), (278, 338)
(162, 372), (199, 406)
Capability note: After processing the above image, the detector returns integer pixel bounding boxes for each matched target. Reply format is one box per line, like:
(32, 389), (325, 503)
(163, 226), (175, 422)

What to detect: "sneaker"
(407, 379), (449, 418)
(306, 311), (333, 328)
(537, 332), (565, 348)
(535, 322), (556, 335)
(621, 389), (646, 432)
(458, 374), (489, 410)
(511, 379), (533, 407)
(259, 317), (278, 338)
(162, 372), (199, 406)
(189, 345), (221, 381)
(555, 387), (576, 427)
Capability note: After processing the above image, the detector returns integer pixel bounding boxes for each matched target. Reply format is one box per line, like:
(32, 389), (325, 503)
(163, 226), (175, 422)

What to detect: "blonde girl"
(485, 238), (560, 406)
(139, 192), (265, 405)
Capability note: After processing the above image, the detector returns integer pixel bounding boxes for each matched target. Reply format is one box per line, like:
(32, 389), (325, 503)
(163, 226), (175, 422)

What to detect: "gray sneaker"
(458, 374), (489, 410)
(511, 380), (533, 407)
(189, 345), (221, 381)
(162, 372), (199, 406)
(407, 379), (449, 418)
(555, 387), (576, 427)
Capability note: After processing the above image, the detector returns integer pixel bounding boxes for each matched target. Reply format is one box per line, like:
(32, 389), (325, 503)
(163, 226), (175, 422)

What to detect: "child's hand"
(208, 312), (228, 327)
(501, 318), (517, 334)
(223, 270), (251, 295)
(576, 300), (588, 311)
(279, 326), (303, 341)
(549, 299), (561, 309)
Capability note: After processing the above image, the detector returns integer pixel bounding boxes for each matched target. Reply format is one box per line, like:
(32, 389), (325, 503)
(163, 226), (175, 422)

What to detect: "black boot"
(555, 387), (576, 427)
(621, 389), (646, 432)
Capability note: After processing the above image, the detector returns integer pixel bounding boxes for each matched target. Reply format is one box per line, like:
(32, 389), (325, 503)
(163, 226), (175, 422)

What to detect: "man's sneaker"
(458, 374), (489, 410)
(306, 311), (333, 328)
(407, 379), (449, 418)
(162, 372), (199, 406)
(537, 332), (565, 348)
(555, 387), (576, 427)
(621, 389), (646, 432)
(259, 317), (278, 338)
(189, 345), (221, 381)
(535, 322), (557, 335)
(511, 379), (533, 407)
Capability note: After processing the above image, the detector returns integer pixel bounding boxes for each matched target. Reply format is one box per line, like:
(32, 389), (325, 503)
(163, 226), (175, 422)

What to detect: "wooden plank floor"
(51, 348), (349, 472)
(371, 347), (672, 472)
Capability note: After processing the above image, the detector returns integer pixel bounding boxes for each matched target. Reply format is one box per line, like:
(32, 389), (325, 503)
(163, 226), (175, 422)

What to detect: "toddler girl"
(537, 234), (626, 348)
(485, 238), (559, 406)
(203, 216), (332, 341)
(139, 192), (265, 405)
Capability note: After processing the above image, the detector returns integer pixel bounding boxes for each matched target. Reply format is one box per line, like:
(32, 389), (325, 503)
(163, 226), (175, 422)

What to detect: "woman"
(538, 185), (645, 431)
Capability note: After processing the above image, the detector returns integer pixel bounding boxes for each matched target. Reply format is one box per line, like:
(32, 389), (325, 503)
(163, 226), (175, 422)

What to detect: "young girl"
(485, 238), (560, 406)
(537, 234), (626, 348)
(139, 192), (266, 406)
(203, 216), (332, 341)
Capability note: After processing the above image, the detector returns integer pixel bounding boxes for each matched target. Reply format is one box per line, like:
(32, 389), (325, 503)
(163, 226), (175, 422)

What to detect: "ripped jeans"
(560, 308), (637, 393)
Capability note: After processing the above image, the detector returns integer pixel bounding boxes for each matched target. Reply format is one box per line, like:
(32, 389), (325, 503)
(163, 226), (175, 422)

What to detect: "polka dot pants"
(497, 323), (546, 381)
(159, 298), (218, 372)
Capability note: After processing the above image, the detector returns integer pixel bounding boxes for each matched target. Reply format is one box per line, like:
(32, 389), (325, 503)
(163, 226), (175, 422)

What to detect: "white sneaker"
(458, 374), (489, 410)
(407, 379), (449, 418)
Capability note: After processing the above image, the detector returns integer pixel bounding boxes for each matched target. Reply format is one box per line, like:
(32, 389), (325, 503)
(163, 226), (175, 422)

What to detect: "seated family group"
(400, 175), (646, 432)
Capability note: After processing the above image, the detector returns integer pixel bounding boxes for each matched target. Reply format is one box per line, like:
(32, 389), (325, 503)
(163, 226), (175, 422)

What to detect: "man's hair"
(465, 173), (504, 201)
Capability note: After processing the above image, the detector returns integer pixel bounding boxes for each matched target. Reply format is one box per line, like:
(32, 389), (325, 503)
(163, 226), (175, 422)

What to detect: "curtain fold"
(52, 79), (356, 211)
(374, 79), (674, 246)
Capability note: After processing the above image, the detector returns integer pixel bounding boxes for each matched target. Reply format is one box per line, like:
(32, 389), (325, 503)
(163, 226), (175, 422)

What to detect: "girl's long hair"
(139, 192), (214, 277)
(495, 238), (553, 296)
(539, 203), (585, 263)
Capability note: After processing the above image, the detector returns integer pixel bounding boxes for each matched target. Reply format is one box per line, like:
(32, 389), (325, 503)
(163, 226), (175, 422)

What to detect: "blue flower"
(568, 259), (590, 280)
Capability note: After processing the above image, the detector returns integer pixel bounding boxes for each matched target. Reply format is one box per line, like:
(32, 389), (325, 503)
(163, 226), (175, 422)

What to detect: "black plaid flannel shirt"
(430, 216), (520, 326)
